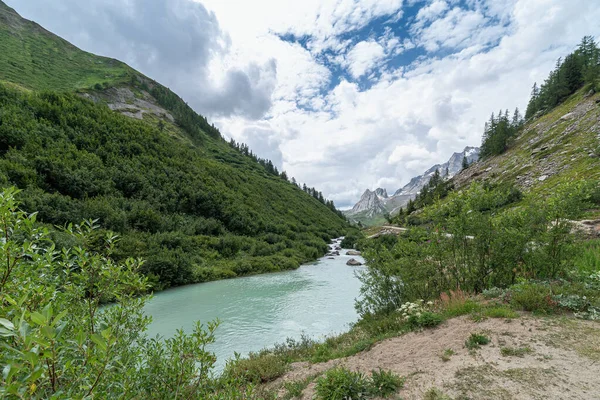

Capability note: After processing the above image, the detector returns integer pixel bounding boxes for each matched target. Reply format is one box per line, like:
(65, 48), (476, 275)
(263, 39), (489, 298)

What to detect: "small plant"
(399, 300), (443, 329)
(575, 306), (600, 321)
(465, 333), (491, 350)
(441, 348), (455, 362)
(500, 346), (532, 357)
(224, 353), (288, 384)
(315, 367), (404, 399)
(482, 287), (505, 299)
(552, 294), (590, 312)
(369, 368), (405, 397)
(315, 367), (370, 400)
(509, 282), (557, 314)
(424, 387), (453, 400)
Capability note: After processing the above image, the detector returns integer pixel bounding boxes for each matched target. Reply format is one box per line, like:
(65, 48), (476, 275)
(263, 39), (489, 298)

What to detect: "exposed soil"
(272, 315), (600, 399)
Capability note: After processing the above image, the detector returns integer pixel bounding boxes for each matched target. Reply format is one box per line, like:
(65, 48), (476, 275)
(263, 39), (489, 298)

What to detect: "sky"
(7, 0), (600, 208)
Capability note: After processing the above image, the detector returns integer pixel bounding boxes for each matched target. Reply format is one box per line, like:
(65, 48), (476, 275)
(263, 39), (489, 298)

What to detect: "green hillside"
(0, 2), (133, 91)
(454, 87), (600, 204)
(0, 1), (348, 290)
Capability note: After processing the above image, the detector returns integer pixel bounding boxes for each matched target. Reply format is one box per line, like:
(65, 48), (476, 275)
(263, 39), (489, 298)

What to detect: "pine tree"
(511, 107), (522, 128)
(525, 82), (540, 119)
(462, 155), (469, 170)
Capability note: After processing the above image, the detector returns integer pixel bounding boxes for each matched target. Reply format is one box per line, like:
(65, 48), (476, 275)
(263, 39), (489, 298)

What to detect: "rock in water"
(346, 250), (361, 256)
(346, 258), (362, 266)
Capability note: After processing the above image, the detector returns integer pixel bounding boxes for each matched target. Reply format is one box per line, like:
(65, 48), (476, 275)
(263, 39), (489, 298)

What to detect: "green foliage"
(0, 84), (346, 289)
(223, 352), (288, 384)
(465, 333), (491, 350)
(341, 229), (365, 249)
(315, 368), (371, 400)
(369, 368), (405, 397)
(573, 239), (600, 275)
(0, 189), (254, 399)
(482, 306), (519, 319)
(509, 282), (557, 314)
(357, 181), (594, 314)
(282, 378), (313, 400)
(480, 108), (523, 158)
(314, 367), (403, 400)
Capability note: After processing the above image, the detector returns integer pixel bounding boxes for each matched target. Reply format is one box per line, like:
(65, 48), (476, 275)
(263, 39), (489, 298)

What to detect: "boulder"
(327, 257), (335, 260)
(335, 246), (342, 250)
(346, 250), (361, 256)
(560, 112), (575, 121)
(346, 258), (362, 266)
(571, 220), (600, 237)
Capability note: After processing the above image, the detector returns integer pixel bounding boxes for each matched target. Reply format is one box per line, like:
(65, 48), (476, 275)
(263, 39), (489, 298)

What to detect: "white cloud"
(345, 40), (387, 79)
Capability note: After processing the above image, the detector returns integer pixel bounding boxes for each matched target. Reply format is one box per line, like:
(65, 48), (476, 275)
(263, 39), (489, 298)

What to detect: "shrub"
(224, 353), (288, 384)
(315, 368), (371, 400)
(399, 300), (443, 329)
(465, 333), (491, 350)
(509, 282), (557, 314)
(314, 367), (404, 400)
(369, 368), (405, 397)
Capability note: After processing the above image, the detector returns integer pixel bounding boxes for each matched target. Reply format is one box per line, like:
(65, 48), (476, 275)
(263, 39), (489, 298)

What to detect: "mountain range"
(345, 146), (480, 225)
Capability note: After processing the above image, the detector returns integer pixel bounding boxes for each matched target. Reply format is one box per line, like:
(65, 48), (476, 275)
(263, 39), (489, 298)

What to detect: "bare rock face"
(571, 220), (600, 237)
(346, 250), (361, 256)
(346, 258), (362, 266)
(349, 189), (387, 215)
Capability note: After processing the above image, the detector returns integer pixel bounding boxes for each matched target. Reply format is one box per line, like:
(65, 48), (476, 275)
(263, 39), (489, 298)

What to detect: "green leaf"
(0, 327), (15, 338)
(91, 333), (108, 352)
(30, 312), (46, 326)
(0, 318), (14, 330)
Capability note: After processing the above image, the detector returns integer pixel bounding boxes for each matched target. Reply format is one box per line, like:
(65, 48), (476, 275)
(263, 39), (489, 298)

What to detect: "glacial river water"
(143, 242), (364, 371)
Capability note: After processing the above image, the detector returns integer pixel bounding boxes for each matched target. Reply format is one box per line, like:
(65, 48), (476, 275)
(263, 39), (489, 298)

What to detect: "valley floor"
(271, 315), (600, 399)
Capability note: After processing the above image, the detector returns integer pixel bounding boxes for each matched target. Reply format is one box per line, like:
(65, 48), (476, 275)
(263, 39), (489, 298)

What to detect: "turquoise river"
(143, 243), (365, 371)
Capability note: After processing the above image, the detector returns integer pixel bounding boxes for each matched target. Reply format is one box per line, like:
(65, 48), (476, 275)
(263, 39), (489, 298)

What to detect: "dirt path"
(273, 315), (600, 399)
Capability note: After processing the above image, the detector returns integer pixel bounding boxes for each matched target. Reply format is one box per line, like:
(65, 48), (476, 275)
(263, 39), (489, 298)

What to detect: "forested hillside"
(0, 1), (347, 290)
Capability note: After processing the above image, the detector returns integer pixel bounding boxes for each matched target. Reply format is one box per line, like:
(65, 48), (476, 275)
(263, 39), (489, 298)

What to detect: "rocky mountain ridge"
(345, 146), (480, 225)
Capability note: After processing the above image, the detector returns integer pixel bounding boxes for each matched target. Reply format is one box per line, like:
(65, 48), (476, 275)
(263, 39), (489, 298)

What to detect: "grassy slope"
(0, 2), (133, 91)
(0, 1), (348, 289)
(454, 88), (600, 210)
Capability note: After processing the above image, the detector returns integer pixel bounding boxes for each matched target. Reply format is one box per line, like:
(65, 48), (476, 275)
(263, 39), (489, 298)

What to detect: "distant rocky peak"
(375, 188), (388, 199)
(350, 189), (386, 214)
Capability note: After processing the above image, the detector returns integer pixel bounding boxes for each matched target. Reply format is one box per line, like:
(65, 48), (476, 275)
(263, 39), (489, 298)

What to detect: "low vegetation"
(314, 367), (404, 400)
(465, 333), (491, 350)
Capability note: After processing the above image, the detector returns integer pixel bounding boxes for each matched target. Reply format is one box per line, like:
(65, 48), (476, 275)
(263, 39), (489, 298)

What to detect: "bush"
(224, 353), (288, 384)
(314, 367), (404, 400)
(465, 333), (491, 350)
(369, 368), (405, 397)
(315, 368), (371, 400)
(509, 282), (557, 313)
